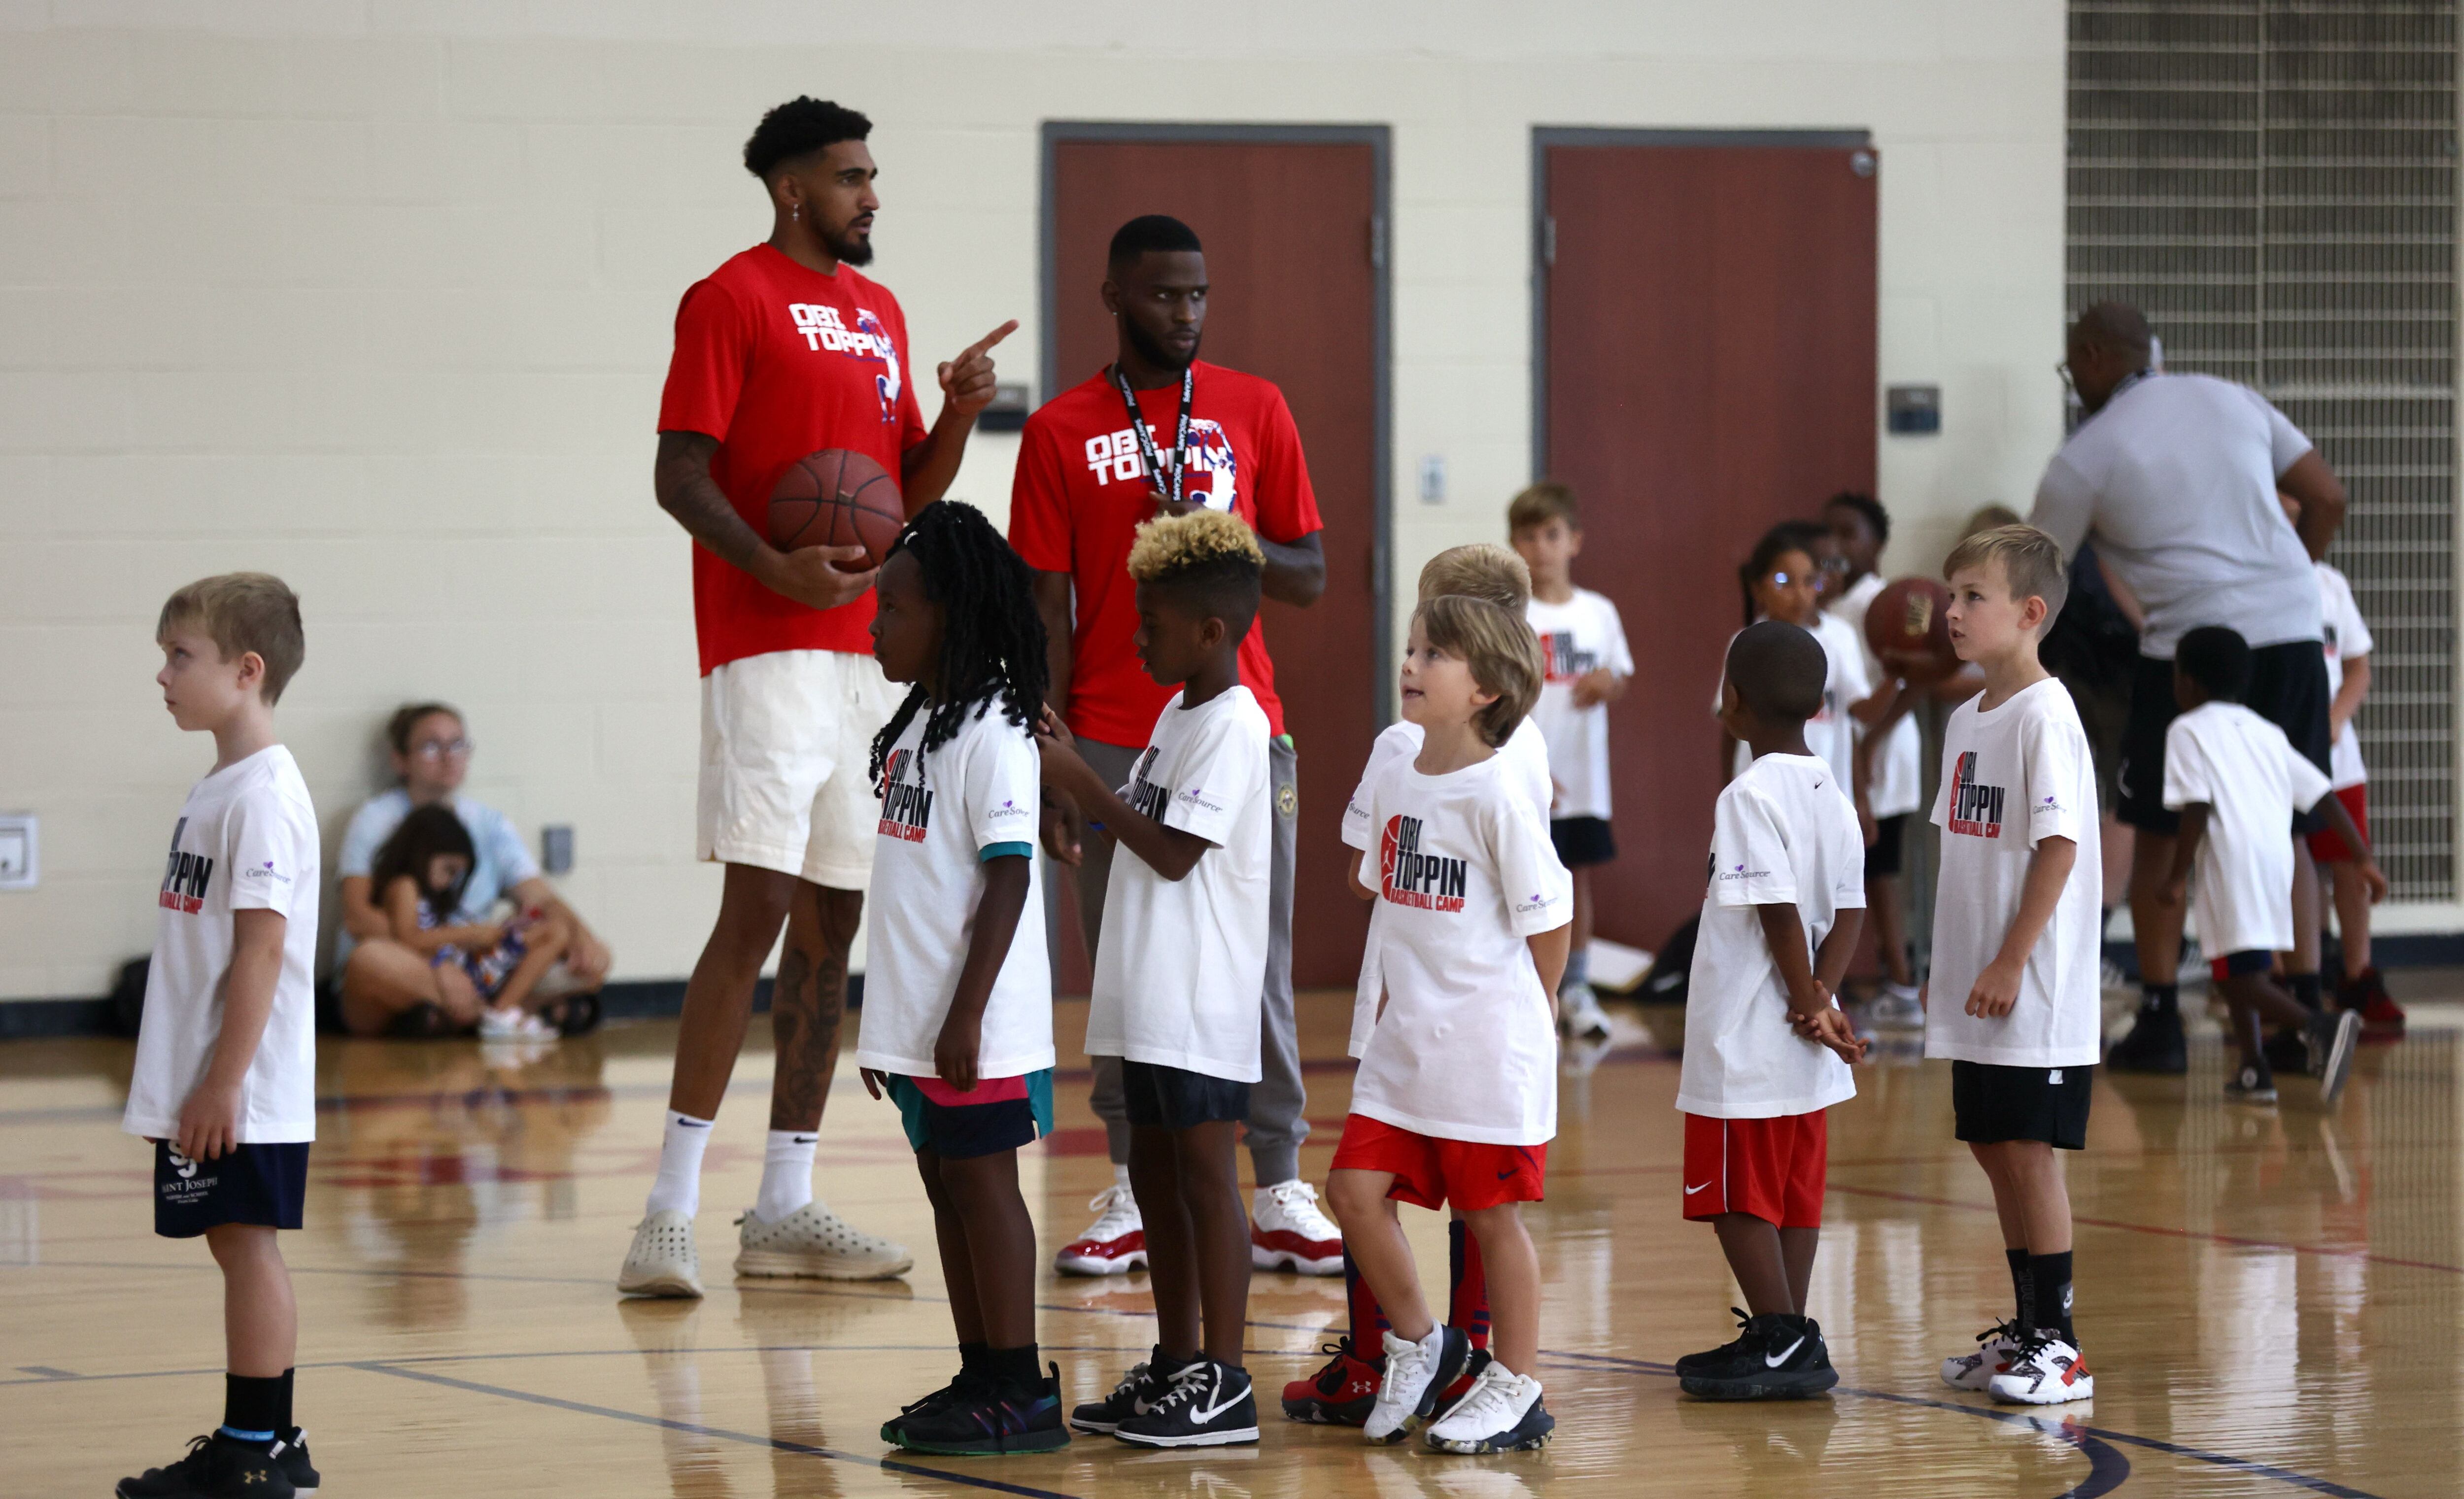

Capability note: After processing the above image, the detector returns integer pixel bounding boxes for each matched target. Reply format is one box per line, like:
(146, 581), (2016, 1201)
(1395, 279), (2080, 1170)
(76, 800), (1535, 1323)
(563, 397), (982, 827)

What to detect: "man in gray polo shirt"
(2030, 302), (2349, 1073)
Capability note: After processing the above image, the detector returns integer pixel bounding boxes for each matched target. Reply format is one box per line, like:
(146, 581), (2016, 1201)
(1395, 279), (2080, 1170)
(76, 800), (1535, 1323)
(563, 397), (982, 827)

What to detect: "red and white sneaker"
(1281, 1338), (1382, 1425)
(1941, 1320), (2024, 1392)
(1250, 1179), (1343, 1275)
(1988, 1334), (2093, 1404)
(1053, 1182), (1146, 1276)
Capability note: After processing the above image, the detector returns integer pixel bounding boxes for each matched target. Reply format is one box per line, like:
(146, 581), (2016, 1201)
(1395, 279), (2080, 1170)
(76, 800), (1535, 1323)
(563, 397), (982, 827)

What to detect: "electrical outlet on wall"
(0, 814), (37, 890)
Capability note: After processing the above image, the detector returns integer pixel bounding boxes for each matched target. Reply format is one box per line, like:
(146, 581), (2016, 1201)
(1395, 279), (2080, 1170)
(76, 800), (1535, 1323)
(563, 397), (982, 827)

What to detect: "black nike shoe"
(881, 1366), (985, 1444)
(118, 1433), (297, 1499)
(1676, 1308), (1755, 1375)
(2308, 1008), (2362, 1104)
(1113, 1359), (1260, 1448)
(2106, 1007), (2187, 1074)
(1677, 1314), (1838, 1400)
(889, 1364), (1070, 1456)
(2224, 1059), (2279, 1105)
(272, 1428), (319, 1497)
(1070, 1348), (1183, 1434)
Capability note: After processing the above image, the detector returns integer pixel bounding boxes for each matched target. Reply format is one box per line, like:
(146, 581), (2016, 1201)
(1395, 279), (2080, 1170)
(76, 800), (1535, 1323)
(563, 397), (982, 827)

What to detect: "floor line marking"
(349, 1360), (1087, 1499)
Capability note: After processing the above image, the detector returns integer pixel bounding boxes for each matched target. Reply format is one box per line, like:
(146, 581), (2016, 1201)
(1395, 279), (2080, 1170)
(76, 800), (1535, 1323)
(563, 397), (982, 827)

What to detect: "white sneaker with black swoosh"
(1113, 1358), (1260, 1447)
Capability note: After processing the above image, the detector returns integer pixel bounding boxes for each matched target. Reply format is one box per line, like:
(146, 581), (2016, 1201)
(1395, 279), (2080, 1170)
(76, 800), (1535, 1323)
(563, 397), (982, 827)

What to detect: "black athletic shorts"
(155, 1139), (308, 1237)
(1549, 816), (1617, 868)
(2117, 643), (2332, 836)
(1951, 1061), (2092, 1151)
(1121, 1059), (1251, 1129)
(1863, 814), (1908, 880)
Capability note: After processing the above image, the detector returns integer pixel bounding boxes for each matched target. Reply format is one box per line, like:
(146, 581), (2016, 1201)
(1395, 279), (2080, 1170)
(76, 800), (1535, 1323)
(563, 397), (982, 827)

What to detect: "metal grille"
(2069, 0), (2459, 899)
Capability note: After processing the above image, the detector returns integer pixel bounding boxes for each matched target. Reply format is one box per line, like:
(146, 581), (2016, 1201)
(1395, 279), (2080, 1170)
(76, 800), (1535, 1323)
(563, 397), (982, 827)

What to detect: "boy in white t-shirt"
(850, 504), (1065, 1457)
(2160, 626), (2383, 1107)
(1506, 483), (1632, 1041)
(1328, 595), (1571, 1456)
(1923, 527), (2103, 1407)
(121, 574), (323, 1499)
(1039, 511), (1272, 1449)
(1673, 621), (1867, 1400)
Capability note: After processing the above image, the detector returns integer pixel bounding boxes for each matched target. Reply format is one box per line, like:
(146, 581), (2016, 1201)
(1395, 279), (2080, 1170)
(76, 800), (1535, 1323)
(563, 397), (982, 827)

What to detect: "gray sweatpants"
(1064, 735), (1306, 1186)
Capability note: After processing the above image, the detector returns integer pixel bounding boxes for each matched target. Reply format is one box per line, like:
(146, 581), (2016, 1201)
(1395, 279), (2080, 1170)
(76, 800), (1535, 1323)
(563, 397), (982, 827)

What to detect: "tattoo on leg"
(769, 942), (849, 1131)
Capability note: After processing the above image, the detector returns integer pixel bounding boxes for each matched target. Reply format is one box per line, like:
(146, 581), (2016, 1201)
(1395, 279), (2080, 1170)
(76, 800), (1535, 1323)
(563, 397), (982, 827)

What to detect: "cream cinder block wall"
(0, 2), (2067, 1003)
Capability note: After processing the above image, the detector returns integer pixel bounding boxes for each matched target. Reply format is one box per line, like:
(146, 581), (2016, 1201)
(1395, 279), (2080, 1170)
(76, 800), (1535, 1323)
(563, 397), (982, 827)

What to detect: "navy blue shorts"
(885, 1071), (1054, 1160)
(1121, 1059), (1251, 1129)
(1549, 816), (1617, 868)
(155, 1140), (308, 1237)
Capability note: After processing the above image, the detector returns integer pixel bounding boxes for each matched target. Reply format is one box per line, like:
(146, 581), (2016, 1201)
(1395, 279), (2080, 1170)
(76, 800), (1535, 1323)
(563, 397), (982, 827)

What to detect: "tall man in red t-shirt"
(1010, 215), (1344, 1280)
(620, 98), (1018, 1297)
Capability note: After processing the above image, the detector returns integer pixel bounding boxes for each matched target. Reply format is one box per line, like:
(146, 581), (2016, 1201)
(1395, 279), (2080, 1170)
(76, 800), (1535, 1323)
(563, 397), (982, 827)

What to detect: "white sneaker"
(1941, 1320), (2024, 1391)
(1557, 982), (1611, 1041)
(734, 1200), (913, 1280)
(478, 1005), (557, 1040)
(1866, 983), (1925, 1030)
(1364, 1327), (1468, 1444)
(617, 1209), (703, 1297)
(1250, 1179), (1343, 1275)
(1054, 1182), (1147, 1276)
(1988, 1334), (2094, 1404)
(1424, 1361), (1553, 1454)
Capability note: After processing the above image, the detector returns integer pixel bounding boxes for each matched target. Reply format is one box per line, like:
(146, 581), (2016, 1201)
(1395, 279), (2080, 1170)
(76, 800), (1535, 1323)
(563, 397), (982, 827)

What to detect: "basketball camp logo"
(1539, 630), (1598, 684)
(1125, 748), (1169, 820)
(1379, 815), (1469, 913)
(158, 817), (212, 914)
(1083, 420), (1240, 512)
(1946, 750), (2006, 839)
(876, 749), (932, 843)
(787, 302), (904, 423)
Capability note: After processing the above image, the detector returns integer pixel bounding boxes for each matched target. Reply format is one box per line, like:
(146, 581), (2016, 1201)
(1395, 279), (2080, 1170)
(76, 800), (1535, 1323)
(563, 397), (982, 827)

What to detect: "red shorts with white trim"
(2306, 784), (2370, 863)
(1681, 1110), (1828, 1227)
(1329, 1114), (1547, 1213)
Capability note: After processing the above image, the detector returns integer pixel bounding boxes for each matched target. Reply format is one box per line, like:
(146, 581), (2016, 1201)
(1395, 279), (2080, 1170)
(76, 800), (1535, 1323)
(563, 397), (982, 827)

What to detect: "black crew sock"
(221, 1373), (282, 1446)
(2289, 972), (2325, 1015)
(2029, 1251), (2076, 1343)
(276, 1367), (294, 1434)
(958, 1341), (990, 1377)
(2141, 983), (2179, 1017)
(2005, 1247), (2032, 1329)
(989, 1343), (1043, 1389)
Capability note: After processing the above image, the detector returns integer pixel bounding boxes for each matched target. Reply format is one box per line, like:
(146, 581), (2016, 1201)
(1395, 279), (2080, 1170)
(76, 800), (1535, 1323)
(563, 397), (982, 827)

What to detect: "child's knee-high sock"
(1447, 1219), (1491, 1353)
(1343, 1243), (1389, 1355)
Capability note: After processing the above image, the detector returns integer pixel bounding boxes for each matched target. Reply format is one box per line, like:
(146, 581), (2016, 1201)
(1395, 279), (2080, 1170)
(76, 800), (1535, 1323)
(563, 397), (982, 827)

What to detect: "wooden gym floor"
(5, 982), (2461, 1498)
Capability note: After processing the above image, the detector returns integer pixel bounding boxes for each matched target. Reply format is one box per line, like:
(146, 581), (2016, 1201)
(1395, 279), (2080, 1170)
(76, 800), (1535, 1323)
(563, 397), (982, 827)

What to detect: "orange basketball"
(1864, 575), (1957, 670)
(767, 449), (904, 573)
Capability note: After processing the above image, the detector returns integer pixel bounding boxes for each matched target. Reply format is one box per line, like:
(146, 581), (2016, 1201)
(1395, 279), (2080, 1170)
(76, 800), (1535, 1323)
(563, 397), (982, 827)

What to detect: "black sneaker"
(1070, 1348), (1182, 1434)
(1676, 1313), (1838, 1400)
(881, 1367), (984, 1444)
(1114, 1359), (1259, 1448)
(118, 1433), (298, 1499)
(2106, 1007), (2187, 1074)
(2262, 1026), (2311, 1076)
(2308, 1009), (2362, 1103)
(272, 1429), (319, 1497)
(2224, 1060), (2278, 1105)
(1675, 1308), (1755, 1376)
(890, 1364), (1070, 1456)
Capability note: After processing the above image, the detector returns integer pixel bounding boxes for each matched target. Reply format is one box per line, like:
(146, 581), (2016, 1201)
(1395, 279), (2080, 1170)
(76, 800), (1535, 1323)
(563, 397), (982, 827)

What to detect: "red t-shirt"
(1009, 362), (1323, 746)
(657, 245), (929, 674)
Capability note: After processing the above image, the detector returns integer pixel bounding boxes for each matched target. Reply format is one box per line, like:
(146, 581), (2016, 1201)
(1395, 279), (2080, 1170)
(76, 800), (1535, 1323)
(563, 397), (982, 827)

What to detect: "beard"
(825, 222), (874, 267)
(1122, 313), (1198, 373)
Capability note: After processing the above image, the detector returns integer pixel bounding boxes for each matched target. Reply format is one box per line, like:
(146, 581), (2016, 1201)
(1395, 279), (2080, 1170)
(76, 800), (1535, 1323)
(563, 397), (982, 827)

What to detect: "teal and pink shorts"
(885, 1070), (1055, 1159)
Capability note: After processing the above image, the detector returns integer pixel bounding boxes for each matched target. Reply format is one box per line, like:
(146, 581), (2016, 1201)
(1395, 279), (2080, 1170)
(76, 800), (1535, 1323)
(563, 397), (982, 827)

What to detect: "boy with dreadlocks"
(852, 502), (1067, 1456)
(1039, 510), (1274, 1448)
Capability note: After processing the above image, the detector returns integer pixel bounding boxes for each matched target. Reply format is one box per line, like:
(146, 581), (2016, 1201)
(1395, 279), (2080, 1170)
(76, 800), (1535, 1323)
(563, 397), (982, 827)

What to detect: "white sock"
(644, 1109), (713, 1218)
(1112, 1161), (1133, 1193)
(756, 1128), (819, 1223)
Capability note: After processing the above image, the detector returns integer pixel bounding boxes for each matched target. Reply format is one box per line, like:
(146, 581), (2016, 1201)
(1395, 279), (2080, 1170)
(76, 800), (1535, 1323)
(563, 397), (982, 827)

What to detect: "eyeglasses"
(411, 738), (474, 761)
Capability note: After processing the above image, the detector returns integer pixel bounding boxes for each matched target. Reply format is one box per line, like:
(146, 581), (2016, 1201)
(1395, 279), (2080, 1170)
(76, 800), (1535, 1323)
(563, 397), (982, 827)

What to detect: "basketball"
(766, 448), (904, 572)
(1863, 575), (1956, 670)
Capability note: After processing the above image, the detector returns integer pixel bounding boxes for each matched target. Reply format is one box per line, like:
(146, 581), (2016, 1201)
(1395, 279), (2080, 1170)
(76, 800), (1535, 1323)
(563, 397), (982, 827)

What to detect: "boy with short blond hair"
(1508, 484), (1631, 1042)
(1924, 526), (2102, 1406)
(122, 573), (322, 1498)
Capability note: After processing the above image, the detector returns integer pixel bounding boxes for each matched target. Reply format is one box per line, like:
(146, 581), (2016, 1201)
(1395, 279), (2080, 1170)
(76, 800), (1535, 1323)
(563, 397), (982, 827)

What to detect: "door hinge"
(1540, 214), (1557, 268)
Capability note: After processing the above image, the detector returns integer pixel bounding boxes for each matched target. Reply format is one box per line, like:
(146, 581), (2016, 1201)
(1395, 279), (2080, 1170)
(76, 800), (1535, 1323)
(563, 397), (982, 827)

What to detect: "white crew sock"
(1112, 1161), (1133, 1193)
(755, 1128), (819, 1223)
(644, 1109), (713, 1218)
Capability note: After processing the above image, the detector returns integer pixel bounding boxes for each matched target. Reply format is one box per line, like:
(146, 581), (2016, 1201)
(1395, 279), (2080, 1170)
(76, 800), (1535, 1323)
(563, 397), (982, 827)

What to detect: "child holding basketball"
(1039, 510), (1272, 1448)
(1721, 521), (1875, 803)
(122, 574), (322, 1499)
(852, 502), (1066, 1457)
(1673, 621), (1866, 1400)
(1923, 526), (2102, 1406)
(1328, 594), (1571, 1455)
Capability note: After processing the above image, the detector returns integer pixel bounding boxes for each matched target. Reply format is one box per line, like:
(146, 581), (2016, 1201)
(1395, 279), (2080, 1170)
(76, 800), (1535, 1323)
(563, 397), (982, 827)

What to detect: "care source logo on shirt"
(158, 816), (212, 914)
(1947, 750), (2007, 839)
(1082, 419), (1240, 513)
(877, 748), (932, 843)
(1540, 631), (1599, 684)
(787, 302), (904, 424)
(1126, 748), (1170, 819)
(1379, 815), (1469, 913)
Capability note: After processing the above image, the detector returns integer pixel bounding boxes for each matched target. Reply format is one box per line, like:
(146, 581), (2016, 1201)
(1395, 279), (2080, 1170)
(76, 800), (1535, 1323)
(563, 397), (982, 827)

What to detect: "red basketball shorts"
(1330, 1114), (1547, 1213)
(1681, 1110), (1828, 1228)
(2306, 784), (2370, 864)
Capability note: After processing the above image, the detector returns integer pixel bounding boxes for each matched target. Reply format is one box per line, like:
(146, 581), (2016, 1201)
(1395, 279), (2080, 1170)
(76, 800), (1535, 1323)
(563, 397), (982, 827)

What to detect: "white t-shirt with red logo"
(1346, 751), (1573, 1146)
(2317, 563), (2374, 791)
(2162, 700), (2333, 959)
(1341, 717), (1552, 1057)
(1087, 685), (1273, 1082)
(123, 746), (321, 1145)
(1525, 588), (1633, 822)
(1676, 752), (1863, 1119)
(1924, 679), (2104, 1068)
(855, 702), (1053, 1081)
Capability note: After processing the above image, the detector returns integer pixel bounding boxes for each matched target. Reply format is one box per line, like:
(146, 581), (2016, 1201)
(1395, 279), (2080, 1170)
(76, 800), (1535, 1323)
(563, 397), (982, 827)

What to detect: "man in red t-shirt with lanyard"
(619, 98), (1017, 1296)
(1010, 214), (1344, 1280)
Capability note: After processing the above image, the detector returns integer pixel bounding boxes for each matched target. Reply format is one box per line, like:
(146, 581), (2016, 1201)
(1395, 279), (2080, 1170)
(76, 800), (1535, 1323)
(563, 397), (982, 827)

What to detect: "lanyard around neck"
(1108, 363), (1195, 508)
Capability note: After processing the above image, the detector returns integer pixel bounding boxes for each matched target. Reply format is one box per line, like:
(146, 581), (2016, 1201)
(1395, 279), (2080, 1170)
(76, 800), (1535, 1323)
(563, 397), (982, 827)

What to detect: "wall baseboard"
(0, 975), (866, 1039)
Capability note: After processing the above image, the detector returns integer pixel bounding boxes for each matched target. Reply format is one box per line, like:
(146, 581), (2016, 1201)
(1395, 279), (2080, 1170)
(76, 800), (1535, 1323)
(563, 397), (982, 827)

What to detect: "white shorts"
(698, 649), (902, 889)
